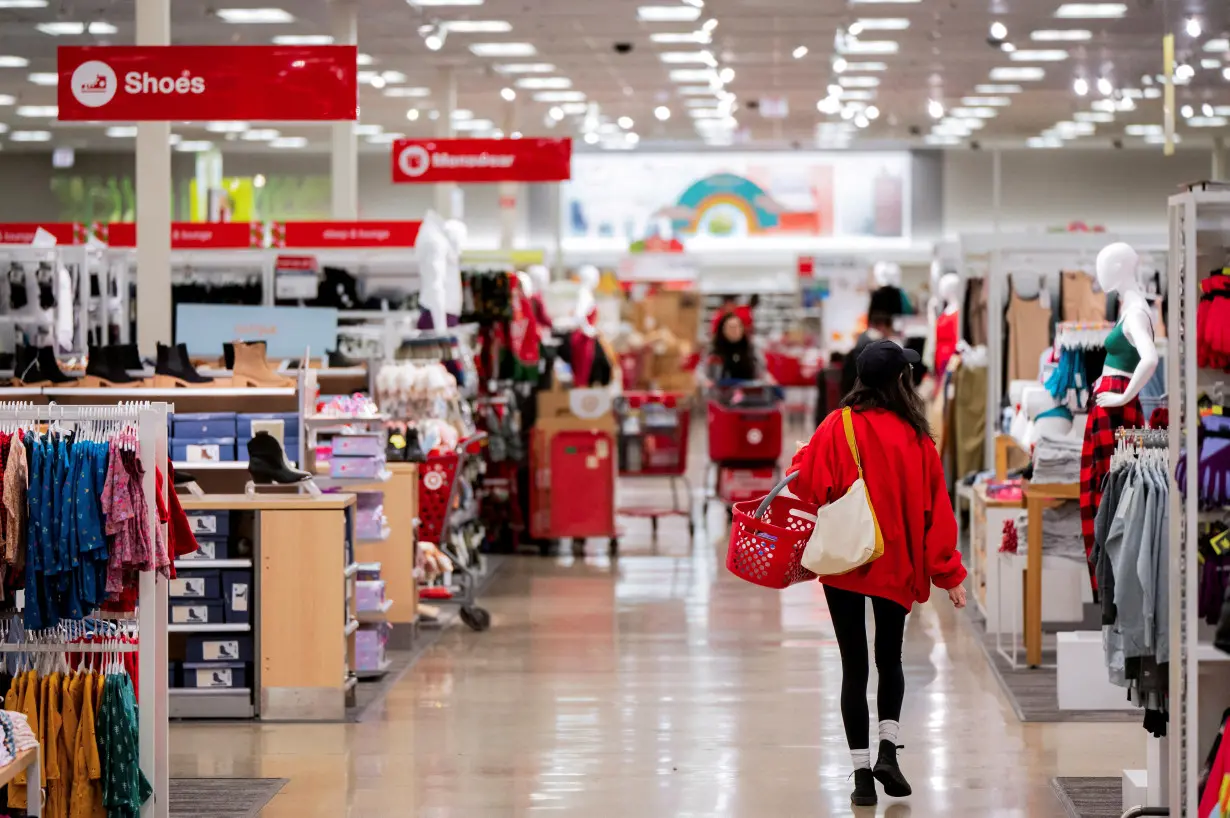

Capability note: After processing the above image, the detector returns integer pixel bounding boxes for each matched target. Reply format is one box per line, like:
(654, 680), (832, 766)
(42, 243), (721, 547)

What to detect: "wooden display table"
(345, 462), (420, 633)
(178, 493), (357, 721)
(969, 483), (1026, 627)
(1022, 482), (1081, 667)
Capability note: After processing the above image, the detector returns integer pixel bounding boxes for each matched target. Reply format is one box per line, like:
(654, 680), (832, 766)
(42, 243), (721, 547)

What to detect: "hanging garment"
(1061, 270), (1107, 323)
(1080, 375), (1145, 594)
(934, 310), (959, 378)
(98, 672), (150, 818)
(951, 359), (988, 480)
(964, 278), (988, 347)
(1005, 281), (1052, 382)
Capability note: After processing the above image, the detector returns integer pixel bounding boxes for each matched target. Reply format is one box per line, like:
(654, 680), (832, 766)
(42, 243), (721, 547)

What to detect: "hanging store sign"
(274, 255), (320, 300)
(0, 223), (85, 245)
(271, 220), (421, 248)
(391, 138), (572, 184)
(56, 45), (358, 122)
(98, 222), (265, 249)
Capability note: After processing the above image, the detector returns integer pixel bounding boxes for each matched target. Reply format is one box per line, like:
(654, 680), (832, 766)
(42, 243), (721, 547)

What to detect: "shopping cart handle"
(458, 432), (488, 455)
(752, 471), (800, 518)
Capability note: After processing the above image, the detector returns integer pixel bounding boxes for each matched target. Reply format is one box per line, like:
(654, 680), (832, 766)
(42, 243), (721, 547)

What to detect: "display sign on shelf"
(270, 220), (421, 248)
(391, 137), (572, 183)
(0, 223), (85, 245)
(56, 45), (358, 121)
(96, 222), (265, 249)
(175, 304), (338, 358)
(274, 255), (320, 300)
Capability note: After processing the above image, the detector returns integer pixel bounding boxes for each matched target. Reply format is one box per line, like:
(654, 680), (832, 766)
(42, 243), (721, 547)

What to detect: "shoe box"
(355, 579), (386, 613)
(169, 567), (251, 623)
(179, 661), (247, 690)
(354, 624), (388, 672)
(237, 412), (300, 463)
(353, 491), (386, 541)
(329, 453), (386, 479)
(170, 412), (237, 462)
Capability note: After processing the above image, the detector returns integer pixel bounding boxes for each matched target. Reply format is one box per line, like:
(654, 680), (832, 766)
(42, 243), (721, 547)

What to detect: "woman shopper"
(789, 339), (967, 807)
(706, 311), (763, 382)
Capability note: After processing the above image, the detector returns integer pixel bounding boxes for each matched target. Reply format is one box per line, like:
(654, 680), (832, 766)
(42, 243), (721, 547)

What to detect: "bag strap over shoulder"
(841, 407), (864, 478)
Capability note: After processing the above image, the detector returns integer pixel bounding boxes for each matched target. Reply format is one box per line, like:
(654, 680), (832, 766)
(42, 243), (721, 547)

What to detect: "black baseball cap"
(856, 339), (921, 387)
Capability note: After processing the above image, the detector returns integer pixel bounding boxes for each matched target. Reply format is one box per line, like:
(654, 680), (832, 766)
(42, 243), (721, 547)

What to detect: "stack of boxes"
(168, 510), (254, 691)
(354, 564), (388, 673)
(169, 411), (299, 464)
(328, 432), (386, 479)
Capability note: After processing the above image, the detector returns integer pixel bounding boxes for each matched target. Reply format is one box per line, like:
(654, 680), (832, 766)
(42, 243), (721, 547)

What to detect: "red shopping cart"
(705, 380), (785, 516)
(726, 472), (819, 589)
(614, 391), (694, 543)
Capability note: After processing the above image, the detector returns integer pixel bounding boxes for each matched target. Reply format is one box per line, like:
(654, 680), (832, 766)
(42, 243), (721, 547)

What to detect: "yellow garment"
(7, 671), (27, 810)
(45, 671), (66, 818)
(61, 673), (79, 816)
(70, 672), (105, 818)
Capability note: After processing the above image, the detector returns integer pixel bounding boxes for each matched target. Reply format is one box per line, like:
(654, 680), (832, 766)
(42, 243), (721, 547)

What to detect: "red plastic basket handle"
(752, 471), (799, 519)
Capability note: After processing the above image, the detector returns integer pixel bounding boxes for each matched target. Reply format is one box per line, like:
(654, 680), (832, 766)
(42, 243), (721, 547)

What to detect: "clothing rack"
(0, 400), (171, 818)
(1056, 320), (1116, 350)
(1116, 427), (1169, 447)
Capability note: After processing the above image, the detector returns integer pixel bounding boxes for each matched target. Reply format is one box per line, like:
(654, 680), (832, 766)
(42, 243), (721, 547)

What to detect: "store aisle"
(171, 520), (1143, 817)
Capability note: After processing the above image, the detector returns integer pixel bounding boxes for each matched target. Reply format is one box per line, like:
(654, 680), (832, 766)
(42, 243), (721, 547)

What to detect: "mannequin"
(1022, 386), (1074, 447)
(1079, 241), (1154, 594)
(415, 211), (456, 332)
(933, 273), (961, 376)
(526, 263), (552, 329)
(574, 264), (600, 328)
(442, 218), (466, 325)
(873, 261), (902, 288)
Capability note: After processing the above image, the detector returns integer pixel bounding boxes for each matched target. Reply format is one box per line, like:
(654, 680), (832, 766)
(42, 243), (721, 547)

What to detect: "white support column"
(435, 68), (457, 218)
(985, 148), (1003, 468)
(330, 0), (359, 219)
(135, 0), (171, 355)
(498, 99), (519, 249)
(196, 149), (224, 221)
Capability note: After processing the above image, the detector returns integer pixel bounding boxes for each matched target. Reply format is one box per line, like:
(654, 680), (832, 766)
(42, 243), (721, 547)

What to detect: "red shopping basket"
(726, 472), (818, 589)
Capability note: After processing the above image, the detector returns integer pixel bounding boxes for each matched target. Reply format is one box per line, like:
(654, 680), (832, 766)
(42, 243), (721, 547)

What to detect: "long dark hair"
(712, 313), (756, 380)
(841, 368), (931, 438)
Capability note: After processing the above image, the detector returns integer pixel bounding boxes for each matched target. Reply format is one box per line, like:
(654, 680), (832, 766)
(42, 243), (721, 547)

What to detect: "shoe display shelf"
(174, 492), (359, 721)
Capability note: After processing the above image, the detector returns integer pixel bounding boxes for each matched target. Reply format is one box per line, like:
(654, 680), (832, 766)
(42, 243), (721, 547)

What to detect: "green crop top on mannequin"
(1103, 320), (1142, 373)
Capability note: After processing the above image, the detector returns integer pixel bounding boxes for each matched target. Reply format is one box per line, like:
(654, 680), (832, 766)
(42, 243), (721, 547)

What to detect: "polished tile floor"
(171, 503), (1143, 817)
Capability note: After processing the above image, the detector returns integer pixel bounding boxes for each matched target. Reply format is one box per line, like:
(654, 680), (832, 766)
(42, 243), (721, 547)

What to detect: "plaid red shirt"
(1079, 375), (1145, 595)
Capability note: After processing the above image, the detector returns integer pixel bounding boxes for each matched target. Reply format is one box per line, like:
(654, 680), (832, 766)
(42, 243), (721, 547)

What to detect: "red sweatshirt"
(789, 408), (965, 610)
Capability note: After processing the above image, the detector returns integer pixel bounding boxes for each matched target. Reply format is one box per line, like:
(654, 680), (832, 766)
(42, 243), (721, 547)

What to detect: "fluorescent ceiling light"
(1009, 49), (1069, 61)
(844, 61), (888, 71)
(515, 77), (570, 89)
(677, 85), (715, 95)
(469, 42), (536, 57)
(533, 90), (586, 102)
(353, 124), (382, 135)
(272, 34), (333, 45)
(204, 121), (248, 133)
(1054, 3), (1126, 18)
(216, 8), (294, 23)
(838, 76), (880, 88)
(357, 53), (374, 65)
(0, 56), (28, 67)
(840, 90), (875, 100)
(1030, 29), (1091, 41)
(924, 135), (961, 145)
(0, 95), (13, 105)
(561, 102), (587, 115)
(494, 63), (555, 73)
(1090, 99), (1116, 112)
(851, 18), (910, 30)
(685, 98), (718, 108)
(1189, 116), (1228, 128)
(451, 109), (473, 120)
(0, 1), (47, 6)
(27, 73), (57, 85)
(269, 136), (308, 148)
(650, 31), (709, 43)
(381, 70), (406, 83)
(453, 118), (495, 130)
(669, 68), (716, 82)
(443, 20), (511, 33)
(659, 51), (712, 63)
(840, 39), (899, 54)
(1204, 39), (1230, 53)
(1125, 124), (1163, 136)
(175, 141), (214, 152)
(637, 5), (702, 21)
(105, 126), (136, 137)
(1202, 58), (1222, 69)
(407, 0), (483, 5)
(989, 66), (1045, 81)
(961, 96), (1011, 106)
(9, 131), (50, 142)
(849, 0), (920, 4)
(1073, 111), (1114, 123)
(1027, 136), (1062, 148)
(975, 83), (1023, 93)
(366, 132), (405, 143)
(18, 104), (59, 117)
(384, 87), (431, 97)
(950, 107), (996, 118)
(242, 129), (280, 141)
(38, 21), (116, 35)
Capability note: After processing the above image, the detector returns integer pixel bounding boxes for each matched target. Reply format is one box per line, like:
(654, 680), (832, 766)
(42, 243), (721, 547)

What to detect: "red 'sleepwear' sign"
(100, 222), (264, 249)
(0, 223), (85, 245)
(273, 221), (421, 248)
(391, 138), (572, 183)
(56, 45), (358, 121)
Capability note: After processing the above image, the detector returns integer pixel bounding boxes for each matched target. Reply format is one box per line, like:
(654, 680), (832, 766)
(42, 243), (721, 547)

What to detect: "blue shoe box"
(172, 438), (237, 463)
(181, 661), (247, 689)
(238, 412), (301, 440)
(185, 633), (253, 663)
(169, 600), (225, 625)
(178, 537), (231, 562)
(170, 569), (220, 600)
(172, 412), (238, 439)
(222, 570), (252, 624)
(186, 511), (231, 538)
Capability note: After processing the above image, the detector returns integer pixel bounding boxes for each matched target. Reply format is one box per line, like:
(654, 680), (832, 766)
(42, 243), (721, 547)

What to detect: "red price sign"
(272, 221), (421, 248)
(391, 138), (572, 183)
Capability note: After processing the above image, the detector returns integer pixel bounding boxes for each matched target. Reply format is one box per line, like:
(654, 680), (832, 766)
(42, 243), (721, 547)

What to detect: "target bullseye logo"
(397, 144), (431, 178)
(747, 428), (764, 445)
(423, 469), (445, 491)
(71, 60), (117, 108)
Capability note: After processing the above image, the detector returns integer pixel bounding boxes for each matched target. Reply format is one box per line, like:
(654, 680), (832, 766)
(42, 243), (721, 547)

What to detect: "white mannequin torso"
(1094, 242), (1158, 407)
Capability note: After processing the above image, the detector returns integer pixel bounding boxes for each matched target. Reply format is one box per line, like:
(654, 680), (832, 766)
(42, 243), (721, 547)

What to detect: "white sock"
(851, 749), (871, 770)
(879, 719), (900, 745)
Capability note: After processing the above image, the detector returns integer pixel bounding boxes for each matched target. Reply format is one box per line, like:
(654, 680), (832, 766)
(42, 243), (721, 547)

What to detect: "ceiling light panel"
(659, 51), (713, 63)
(677, 85), (717, 95)
(840, 90), (876, 100)
(0, 1), (47, 6)
(1053, 3), (1126, 18)
(407, 0), (484, 5)
(1030, 29), (1091, 41)
(975, 84), (1023, 93)
(469, 42), (536, 57)
(1205, 39), (1230, 53)
(16, 105), (54, 117)
(38, 21), (117, 35)
(950, 107), (997, 118)
(27, 72), (57, 86)
(669, 68), (716, 82)
(272, 35), (332, 44)
(0, 56), (27, 67)
(453, 118), (495, 130)
(514, 77), (571, 89)
(989, 67), (1045, 81)
(216, 8), (294, 23)
(637, 5), (702, 21)
(205, 121), (249, 132)
(1008, 49), (1070, 61)
(270, 136), (308, 148)
(384, 87), (431, 97)
(533, 91), (586, 102)
(175, 141), (214, 152)
(650, 31), (709, 43)
(494, 63), (555, 73)
(839, 39), (899, 54)
(10, 131), (50, 142)
(242, 129), (280, 141)
(961, 96), (1011, 106)
(105, 126), (136, 137)
(838, 76), (880, 87)
(850, 17), (910, 30)
(1074, 111), (1114, 122)
(443, 20), (511, 33)
(844, 61), (888, 71)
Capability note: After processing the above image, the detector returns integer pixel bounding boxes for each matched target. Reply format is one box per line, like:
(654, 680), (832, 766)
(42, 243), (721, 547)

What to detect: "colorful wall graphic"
(564, 152), (910, 248)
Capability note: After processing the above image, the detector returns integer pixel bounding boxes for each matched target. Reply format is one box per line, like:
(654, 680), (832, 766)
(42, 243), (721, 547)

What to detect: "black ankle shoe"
(402, 427), (426, 462)
(851, 768), (878, 807)
(246, 432), (312, 484)
(116, 343), (144, 372)
(154, 342), (212, 385)
(86, 345), (140, 385)
(873, 740), (911, 797)
(34, 346), (77, 384)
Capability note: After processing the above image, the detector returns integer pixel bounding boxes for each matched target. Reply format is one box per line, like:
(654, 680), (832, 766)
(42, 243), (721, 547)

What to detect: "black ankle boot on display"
(116, 343), (144, 372)
(402, 426), (426, 462)
(851, 768), (878, 807)
(872, 741), (911, 797)
(327, 348), (361, 368)
(14, 344), (39, 383)
(154, 342), (213, 387)
(18, 345), (76, 385)
(246, 432), (312, 484)
(83, 345), (141, 387)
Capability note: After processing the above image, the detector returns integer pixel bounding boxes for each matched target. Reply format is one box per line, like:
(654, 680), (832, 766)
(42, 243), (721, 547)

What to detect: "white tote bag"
(800, 408), (884, 576)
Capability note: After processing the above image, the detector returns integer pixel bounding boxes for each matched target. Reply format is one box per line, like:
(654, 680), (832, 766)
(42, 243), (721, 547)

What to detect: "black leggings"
(823, 584), (908, 750)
